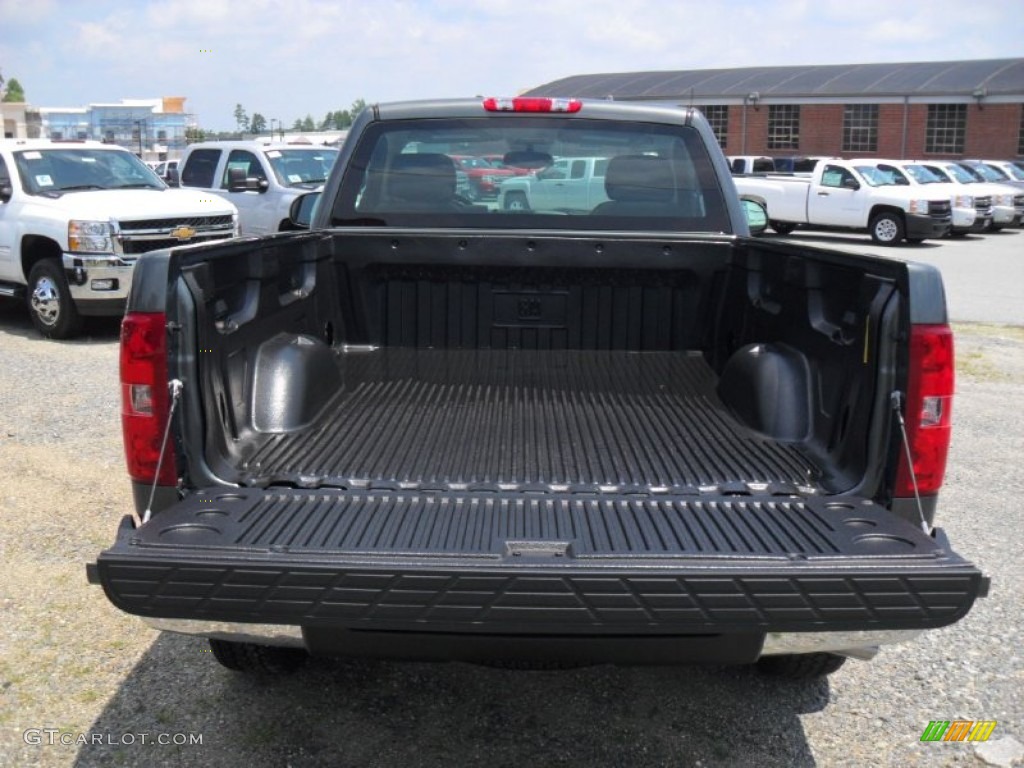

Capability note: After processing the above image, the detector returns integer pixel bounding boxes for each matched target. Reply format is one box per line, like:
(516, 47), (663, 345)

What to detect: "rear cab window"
(328, 116), (731, 233)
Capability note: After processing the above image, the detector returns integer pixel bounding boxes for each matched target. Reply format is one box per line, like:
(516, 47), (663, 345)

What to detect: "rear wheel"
(756, 652), (847, 679)
(207, 639), (308, 674)
(504, 192), (529, 212)
(27, 259), (82, 339)
(869, 211), (904, 245)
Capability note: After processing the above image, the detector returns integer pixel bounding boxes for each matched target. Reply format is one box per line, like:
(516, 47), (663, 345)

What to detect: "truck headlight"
(908, 199), (930, 214)
(996, 193), (1013, 207)
(954, 194), (973, 208)
(68, 220), (114, 253)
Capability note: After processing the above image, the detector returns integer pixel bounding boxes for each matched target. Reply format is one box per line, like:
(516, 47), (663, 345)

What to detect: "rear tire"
(869, 211), (905, 245)
(756, 652), (847, 679)
(208, 639), (308, 674)
(27, 259), (82, 339)
(504, 192), (529, 212)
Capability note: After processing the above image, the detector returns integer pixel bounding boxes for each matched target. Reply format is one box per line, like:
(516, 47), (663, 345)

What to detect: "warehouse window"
(925, 104), (966, 154)
(767, 105), (800, 150)
(1018, 107), (1024, 155)
(843, 105), (878, 153)
(702, 105), (729, 149)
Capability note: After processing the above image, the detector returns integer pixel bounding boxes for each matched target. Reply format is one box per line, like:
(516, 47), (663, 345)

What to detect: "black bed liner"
(239, 349), (820, 494)
(94, 487), (985, 634)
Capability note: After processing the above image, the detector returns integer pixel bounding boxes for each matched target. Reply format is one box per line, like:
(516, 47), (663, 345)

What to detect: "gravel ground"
(0, 298), (1021, 768)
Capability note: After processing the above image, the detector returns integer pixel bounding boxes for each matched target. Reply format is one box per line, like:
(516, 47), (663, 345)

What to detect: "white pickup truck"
(174, 141), (339, 236)
(497, 156), (609, 212)
(865, 159), (988, 235)
(733, 159), (952, 244)
(0, 139), (237, 338)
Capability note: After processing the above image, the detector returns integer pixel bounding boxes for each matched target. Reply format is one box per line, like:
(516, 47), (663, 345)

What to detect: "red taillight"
(482, 97), (583, 113)
(120, 312), (177, 486)
(895, 324), (954, 497)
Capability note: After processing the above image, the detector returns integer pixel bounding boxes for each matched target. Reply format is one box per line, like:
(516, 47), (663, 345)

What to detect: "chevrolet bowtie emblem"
(170, 225), (196, 241)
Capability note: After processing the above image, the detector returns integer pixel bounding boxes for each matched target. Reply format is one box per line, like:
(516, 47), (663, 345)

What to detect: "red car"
(450, 155), (521, 199)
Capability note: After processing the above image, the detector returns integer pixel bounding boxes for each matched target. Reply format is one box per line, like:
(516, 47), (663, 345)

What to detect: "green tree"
(184, 126), (207, 144)
(233, 103), (249, 133)
(2, 77), (26, 103)
(292, 118), (303, 131)
(319, 111), (335, 130)
(349, 98), (367, 118)
(301, 114), (315, 132)
(250, 112), (267, 134)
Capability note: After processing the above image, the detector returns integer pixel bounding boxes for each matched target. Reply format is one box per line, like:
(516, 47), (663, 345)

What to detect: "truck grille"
(974, 196), (992, 216)
(928, 200), (951, 219)
(115, 215), (235, 256)
(1014, 195), (1024, 214)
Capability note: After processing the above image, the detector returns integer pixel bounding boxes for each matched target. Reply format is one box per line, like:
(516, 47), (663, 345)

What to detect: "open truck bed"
(240, 348), (819, 493)
(93, 233), (984, 660)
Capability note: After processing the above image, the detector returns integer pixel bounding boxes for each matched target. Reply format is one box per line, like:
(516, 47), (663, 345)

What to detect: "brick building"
(526, 59), (1024, 160)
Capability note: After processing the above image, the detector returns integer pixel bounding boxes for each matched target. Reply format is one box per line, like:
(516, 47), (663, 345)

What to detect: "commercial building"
(526, 58), (1024, 160)
(1, 97), (195, 161)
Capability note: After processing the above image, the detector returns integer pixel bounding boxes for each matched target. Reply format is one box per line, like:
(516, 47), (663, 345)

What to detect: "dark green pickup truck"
(89, 97), (986, 680)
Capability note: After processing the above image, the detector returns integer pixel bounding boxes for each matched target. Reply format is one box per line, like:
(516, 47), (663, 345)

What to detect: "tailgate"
(93, 489), (984, 635)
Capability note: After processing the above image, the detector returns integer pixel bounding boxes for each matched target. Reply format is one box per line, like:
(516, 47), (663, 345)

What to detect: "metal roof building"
(525, 59), (1024, 159)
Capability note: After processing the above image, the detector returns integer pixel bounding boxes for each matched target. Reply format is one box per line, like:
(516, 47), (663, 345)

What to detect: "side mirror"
(741, 198), (768, 236)
(289, 191), (320, 229)
(842, 177), (861, 191)
(0, 182), (12, 204)
(167, 168), (180, 187)
(228, 167), (269, 193)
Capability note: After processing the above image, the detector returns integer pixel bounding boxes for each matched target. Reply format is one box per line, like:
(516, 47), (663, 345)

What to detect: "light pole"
(133, 120), (145, 158)
(270, 118), (278, 140)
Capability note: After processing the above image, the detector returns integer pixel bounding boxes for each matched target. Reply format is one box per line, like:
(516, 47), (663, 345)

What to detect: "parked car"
(90, 97), (986, 681)
(497, 156), (611, 212)
(175, 141), (339, 235)
(153, 159), (179, 186)
(864, 159), (986, 234)
(733, 158), (952, 244)
(450, 156), (518, 200)
(979, 160), (1024, 184)
(918, 160), (1022, 231)
(0, 139), (236, 337)
(728, 156), (776, 175)
(957, 160), (1024, 192)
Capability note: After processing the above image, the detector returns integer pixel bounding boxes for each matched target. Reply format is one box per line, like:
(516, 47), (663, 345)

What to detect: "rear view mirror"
(503, 150), (553, 170)
(741, 198), (768, 235)
(842, 178), (861, 191)
(289, 191), (321, 229)
(0, 182), (12, 204)
(167, 168), (180, 187)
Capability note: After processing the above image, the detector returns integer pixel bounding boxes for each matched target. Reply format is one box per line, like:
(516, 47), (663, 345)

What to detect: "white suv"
(175, 141), (339, 235)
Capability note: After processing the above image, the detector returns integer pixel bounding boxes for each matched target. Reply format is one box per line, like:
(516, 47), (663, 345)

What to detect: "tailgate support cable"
(891, 391), (931, 535)
(142, 379), (183, 525)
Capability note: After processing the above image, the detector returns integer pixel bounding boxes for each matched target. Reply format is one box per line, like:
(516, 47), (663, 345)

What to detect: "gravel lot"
(0, 236), (1022, 766)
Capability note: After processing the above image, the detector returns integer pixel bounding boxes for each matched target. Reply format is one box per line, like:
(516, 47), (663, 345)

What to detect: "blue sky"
(2, 0), (1022, 130)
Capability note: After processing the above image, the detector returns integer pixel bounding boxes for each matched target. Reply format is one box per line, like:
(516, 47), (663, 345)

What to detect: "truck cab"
(175, 140), (339, 235)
